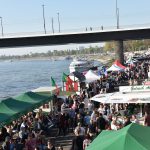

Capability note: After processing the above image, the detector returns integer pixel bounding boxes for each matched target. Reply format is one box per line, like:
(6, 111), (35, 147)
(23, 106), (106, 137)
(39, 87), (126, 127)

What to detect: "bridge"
(0, 26), (150, 63)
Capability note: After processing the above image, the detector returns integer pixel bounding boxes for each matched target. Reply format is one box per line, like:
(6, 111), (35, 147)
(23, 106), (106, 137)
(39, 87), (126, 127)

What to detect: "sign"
(119, 85), (150, 93)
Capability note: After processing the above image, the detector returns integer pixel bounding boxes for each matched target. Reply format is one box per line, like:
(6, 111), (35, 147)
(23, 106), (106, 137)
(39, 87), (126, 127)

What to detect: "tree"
(104, 42), (115, 51)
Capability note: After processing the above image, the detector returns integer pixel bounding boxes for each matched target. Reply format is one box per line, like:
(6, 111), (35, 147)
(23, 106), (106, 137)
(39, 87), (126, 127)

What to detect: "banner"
(119, 85), (150, 93)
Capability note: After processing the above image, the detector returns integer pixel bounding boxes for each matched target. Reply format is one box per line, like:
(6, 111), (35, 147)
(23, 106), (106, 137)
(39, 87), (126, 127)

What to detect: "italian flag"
(62, 72), (74, 91)
(62, 72), (68, 82)
(51, 77), (59, 95)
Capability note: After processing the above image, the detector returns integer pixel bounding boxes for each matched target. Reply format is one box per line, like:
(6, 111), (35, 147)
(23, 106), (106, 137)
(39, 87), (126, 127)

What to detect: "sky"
(0, 0), (150, 55)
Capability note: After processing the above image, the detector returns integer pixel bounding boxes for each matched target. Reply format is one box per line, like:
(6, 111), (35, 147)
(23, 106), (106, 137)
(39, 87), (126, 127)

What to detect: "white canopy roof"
(91, 91), (150, 103)
(126, 58), (137, 64)
(106, 64), (124, 72)
(32, 86), (61, 95)
(85, 70), (100, 82)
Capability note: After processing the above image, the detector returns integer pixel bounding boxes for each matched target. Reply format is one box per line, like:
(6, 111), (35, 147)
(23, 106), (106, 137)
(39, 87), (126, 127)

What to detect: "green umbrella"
(87, 123), (150, 150)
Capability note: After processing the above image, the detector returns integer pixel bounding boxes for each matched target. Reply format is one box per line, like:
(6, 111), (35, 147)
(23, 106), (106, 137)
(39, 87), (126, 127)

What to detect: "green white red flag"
(62, 72), (74, 91)
(51, 77), (60, 95)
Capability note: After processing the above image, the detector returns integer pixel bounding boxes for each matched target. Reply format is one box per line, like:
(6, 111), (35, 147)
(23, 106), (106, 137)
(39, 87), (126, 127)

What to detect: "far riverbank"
(0, 53), (114, 65)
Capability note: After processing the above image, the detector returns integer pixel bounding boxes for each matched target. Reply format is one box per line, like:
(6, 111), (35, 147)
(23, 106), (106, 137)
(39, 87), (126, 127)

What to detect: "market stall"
(91, 85), (150, 104)
(85, 70), (100, 82)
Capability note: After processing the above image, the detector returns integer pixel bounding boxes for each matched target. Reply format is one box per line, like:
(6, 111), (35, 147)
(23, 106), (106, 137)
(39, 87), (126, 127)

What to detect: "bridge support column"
(115, 40), (124, 64)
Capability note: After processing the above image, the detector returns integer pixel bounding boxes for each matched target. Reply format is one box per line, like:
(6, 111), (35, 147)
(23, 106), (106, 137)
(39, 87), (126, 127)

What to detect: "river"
(0, 59), (71, 99)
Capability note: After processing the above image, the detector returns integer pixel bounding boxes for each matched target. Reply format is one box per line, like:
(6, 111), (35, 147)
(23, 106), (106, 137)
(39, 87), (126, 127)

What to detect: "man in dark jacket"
(96, 113), (106, 132)
(71, 128), (84, 150)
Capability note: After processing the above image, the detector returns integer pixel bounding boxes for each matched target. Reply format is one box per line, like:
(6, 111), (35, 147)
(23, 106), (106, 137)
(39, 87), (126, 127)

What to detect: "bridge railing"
(1, 23), (150, 38)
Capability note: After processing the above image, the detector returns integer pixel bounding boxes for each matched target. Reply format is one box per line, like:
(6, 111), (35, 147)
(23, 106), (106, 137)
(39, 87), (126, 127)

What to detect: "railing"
(1, 23), (150, 38)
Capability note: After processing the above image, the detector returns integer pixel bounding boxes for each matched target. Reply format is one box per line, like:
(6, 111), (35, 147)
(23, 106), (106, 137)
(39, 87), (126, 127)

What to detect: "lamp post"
(42, 4), (46, 34)
(0, 17), (4, 36)
(51, 17), (54, 34)
(116, 0), (119, 29)
(57, 12), (60, 33)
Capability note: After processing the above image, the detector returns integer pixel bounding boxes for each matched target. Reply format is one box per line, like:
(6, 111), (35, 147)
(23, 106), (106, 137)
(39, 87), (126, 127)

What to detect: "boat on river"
(69, 59), (94, 73)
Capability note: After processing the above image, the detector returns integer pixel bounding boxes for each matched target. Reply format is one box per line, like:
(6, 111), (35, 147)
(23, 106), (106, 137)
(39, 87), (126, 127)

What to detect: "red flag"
(66, 76), (73, 84)
(66, 76), (74, 91)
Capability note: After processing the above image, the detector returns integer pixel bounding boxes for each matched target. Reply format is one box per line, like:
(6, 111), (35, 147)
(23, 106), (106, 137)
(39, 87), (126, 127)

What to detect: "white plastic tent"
(91, 92), (150, 103)
(126, 57), (137, 65)
(106, 64), (124, 72)
(85, 70), (100, 82)
(91, 93), (114, 103)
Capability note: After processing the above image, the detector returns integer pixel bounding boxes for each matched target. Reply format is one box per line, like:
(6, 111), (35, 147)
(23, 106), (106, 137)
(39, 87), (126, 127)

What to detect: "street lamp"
(57, 12), (60, 33)
(51, 17), (54, 34)
(116, 0), (119, 29)
(0, 17), (4, 36)
(42, 4), (46, 34)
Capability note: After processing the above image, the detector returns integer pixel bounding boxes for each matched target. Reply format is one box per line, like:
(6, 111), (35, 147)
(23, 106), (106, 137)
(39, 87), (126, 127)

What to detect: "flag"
(51, 77), (56, 86)
(51, 77), (59, 95)
(66, 76), (73, 84)
(62, 72), (74, 91)
(98, 70), (102, 76)
(62, 72), (68, 91)
(66, 76), (74, 91)
(103, 67), (108, 77)
(62, 72), (68, 82)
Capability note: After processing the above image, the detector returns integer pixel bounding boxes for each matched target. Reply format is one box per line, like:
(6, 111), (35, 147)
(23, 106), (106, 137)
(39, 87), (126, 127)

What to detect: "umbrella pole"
(116, 104), (119, 112)
(110, 104), (112, 113)
(140, 104), (143, 117)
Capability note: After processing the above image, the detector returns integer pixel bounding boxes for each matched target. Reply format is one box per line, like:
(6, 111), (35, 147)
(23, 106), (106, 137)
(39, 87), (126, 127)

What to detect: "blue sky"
(0, 0), (150, 55)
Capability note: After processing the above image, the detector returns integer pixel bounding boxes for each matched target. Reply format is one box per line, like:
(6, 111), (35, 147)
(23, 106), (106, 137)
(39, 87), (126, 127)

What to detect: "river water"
(0, 59), (72, 99)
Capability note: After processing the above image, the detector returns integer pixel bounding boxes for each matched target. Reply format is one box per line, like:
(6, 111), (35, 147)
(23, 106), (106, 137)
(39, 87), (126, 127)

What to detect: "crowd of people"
(0, 60), (150, 150)
(58, 94), (150, 150)
(0, 107), (63, 150)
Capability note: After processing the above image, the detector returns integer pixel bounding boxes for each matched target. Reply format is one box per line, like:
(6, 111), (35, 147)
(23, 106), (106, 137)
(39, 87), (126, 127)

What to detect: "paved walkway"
(49, 127), (75, 150)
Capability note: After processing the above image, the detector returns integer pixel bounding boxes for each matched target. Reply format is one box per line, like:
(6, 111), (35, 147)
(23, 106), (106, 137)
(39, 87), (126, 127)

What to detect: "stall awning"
(85, 70), (100, 82)
(91, 91), (150, 103)
(0, 91), (52, 126)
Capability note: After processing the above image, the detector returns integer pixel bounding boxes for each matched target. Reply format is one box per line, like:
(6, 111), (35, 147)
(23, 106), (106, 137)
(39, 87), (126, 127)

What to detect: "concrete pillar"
(115, 40), (124, 64)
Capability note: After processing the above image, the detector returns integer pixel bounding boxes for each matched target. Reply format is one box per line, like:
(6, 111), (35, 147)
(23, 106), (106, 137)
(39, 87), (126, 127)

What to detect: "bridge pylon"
(115, 40), (124, 65)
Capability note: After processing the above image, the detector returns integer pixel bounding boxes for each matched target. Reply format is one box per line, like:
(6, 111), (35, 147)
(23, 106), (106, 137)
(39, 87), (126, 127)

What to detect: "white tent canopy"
(126, 57), (137, 64)
(91, 91), (150, 103)
(106, 64), (124, 72)
(85, 70), (100, 83)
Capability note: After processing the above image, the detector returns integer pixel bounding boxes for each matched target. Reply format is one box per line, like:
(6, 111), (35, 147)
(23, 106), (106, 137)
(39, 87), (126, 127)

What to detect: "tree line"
(104, 39), (150, 52)
(0, 46), (104, 60)
(0, 39), (150, 60)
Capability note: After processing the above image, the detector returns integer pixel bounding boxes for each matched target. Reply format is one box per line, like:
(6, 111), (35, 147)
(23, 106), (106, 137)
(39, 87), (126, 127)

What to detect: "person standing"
(124, 117), (131, 127)
(83, 134), (91, 150)
(96, 113), (106, 132)
(47, 140), (56, 150)
(144, 111), (150, 126)
(71, 128), (84, 150)
(25, 133), (37, 150)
